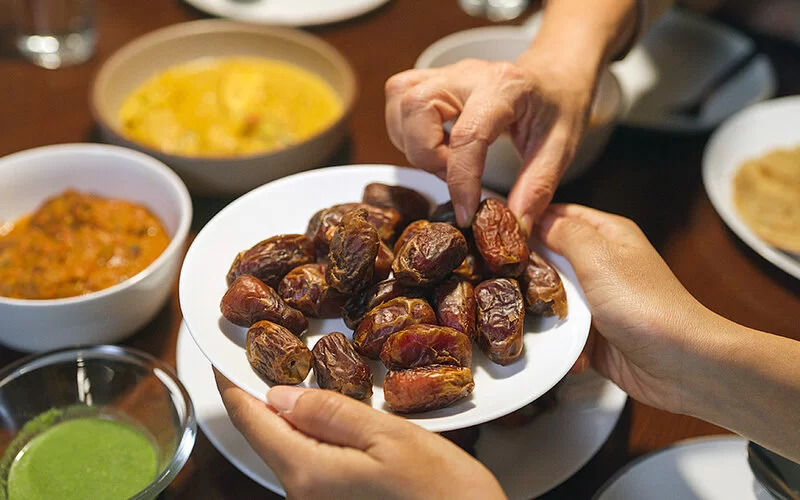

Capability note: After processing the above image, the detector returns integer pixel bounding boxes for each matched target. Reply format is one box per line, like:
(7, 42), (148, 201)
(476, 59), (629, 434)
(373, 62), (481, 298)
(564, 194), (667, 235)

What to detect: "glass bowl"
(0, 345), (196, 499)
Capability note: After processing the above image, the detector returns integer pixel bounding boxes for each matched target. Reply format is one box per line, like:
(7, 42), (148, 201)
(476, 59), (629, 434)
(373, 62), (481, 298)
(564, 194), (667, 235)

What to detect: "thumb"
(268, 386), (402, 451)
(536, 205), (607, 272)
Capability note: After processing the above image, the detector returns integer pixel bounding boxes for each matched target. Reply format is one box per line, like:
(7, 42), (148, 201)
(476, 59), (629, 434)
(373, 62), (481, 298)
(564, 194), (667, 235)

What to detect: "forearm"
(518, 0), (675, 81)
(681, 312), (800, 462)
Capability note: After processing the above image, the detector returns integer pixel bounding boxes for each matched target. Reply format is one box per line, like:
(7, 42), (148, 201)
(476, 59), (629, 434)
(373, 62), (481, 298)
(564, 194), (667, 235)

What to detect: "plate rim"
(179, 164), (591, 432)
(702, 96), (800, 281)
(183, 0), (392, 27)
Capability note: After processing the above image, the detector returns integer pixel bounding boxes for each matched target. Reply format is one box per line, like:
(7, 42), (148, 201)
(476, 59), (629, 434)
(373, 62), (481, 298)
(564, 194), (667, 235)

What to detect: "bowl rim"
(0, 344), (197, 500)
(0, 143), (193, 307)
(89, 19), (358, 162)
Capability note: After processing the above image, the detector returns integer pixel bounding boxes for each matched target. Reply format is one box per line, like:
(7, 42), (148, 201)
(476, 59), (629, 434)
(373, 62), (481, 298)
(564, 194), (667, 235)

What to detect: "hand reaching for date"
(215, 372), (506, 500)
(385, 57), (593, 233)
(537, 204), (717, 414)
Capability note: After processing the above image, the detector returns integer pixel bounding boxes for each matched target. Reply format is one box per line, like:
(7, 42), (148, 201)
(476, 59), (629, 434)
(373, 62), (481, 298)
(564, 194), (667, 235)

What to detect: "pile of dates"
(220, 183), (568, 414)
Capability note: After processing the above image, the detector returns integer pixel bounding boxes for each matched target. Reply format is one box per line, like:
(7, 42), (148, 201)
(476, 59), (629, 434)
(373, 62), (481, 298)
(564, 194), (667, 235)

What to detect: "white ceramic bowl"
(0, 144), (192, 352)
(91, 20), (357, 197)
(415, 26), (623, 191)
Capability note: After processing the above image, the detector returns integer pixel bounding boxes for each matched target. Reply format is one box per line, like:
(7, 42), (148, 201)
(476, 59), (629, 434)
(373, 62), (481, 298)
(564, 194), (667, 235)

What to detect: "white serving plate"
(703, 96), (800, 280)
(183, 0), (391, 27)
(179, 165), (591, 432)
(176, 323), (624, 498)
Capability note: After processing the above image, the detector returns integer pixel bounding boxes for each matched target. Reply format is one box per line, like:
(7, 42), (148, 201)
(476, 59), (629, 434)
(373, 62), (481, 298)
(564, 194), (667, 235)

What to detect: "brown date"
(472, 199), (529, 277)
(374, 241), (394, 283)
(430, 200), (457, 226)
(522, 251), (568, 319)
(380, 324), (472, 370)
(226, 234), (315, 288)
(278, 264), (347, 318)
(327, 209), (379, 294)
(383, 365), (474, 413)
(221, 275), (308, 335)
(475, 278), (525, 365)
(352, 297), (436, 359)
(392, 222), (468, 286)
(392, 219), (430, 254)
(362, 183), (431, 226)
(452, 250), (484, 284)
(246, 320), (312, 385)
(341, 278), (429, 330)
(434, 278), (477, 341)
(307, 203), (401, 259)
(312, 332), (373, 400)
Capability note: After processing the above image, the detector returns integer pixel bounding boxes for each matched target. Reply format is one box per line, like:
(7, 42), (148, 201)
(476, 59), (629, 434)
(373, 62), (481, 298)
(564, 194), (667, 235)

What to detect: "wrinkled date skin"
(221, 275), (308, 335)
(392, 219), (430, 254)
(362, 183), (431, 226)
(392, 223), (468, 286)
(472, 199), (529, 277)
(434, 278), (477, 341)
(452, 250), (484, 284)
(307, 204), (401, 259)
(312, 332), (373, 400)
(374, 241), (395, 283)
(327, 209), (379, 294)
(383, 365), (474, 413)
(226, 234), (315, 288)
(278, 264), (347, 318)
(352, 297), (436, 359)
(380, 324), (472, 370)
(475, 278), (525, 365)
(246, 320), (312, 385)
(522, 251), (568, 319)
(341, 278), (429, 330)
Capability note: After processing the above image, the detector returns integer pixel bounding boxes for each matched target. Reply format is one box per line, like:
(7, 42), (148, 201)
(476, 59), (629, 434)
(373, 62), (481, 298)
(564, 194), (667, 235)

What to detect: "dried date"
(430, 201), (457, 226)
(221, 275), (308, 335)
(380, 324), (472, 370)
(278, 264), (347, 318)
(362, 183), (431, 226)
(307, 203), (401, 259)
(521, 251), (568, 319)
(392, 222), (468, 286)
(352, 297), (436, 359)
(452, 250), (484, 284)
(393, 219), (430, 254)
(341, 278), (429, 330)
(434, 278), (477, 341)
(246, 320), (312, 385)
(475, 278), (525, 365)
(472, 199), (529, 277)
(226, 234), (315, 288)
(383, 365), (474, 413)
(374, 241), (394, 283)
(312, 332), (373, 400)
(327, 209), (379, 294)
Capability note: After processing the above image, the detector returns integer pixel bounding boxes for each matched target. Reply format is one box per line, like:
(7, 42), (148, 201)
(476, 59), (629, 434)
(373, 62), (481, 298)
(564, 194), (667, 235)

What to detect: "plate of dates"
(179, 165), (591, 432)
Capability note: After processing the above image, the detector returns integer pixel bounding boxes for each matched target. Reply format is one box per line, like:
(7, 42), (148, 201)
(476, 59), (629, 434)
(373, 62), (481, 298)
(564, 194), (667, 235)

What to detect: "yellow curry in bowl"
(118, 57), (343, 157)
(0, 190), (170, 300)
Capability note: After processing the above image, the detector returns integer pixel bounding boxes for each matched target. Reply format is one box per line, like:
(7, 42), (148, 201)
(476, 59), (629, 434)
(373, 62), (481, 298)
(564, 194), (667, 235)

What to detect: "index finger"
(214, 370), (316, 476)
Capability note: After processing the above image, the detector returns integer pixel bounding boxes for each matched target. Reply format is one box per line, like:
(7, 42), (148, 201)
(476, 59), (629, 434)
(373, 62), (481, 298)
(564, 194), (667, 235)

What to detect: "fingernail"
(267, 386), (306, 414)
(520, 214), (534, 237)
(455, 204), (471, 228)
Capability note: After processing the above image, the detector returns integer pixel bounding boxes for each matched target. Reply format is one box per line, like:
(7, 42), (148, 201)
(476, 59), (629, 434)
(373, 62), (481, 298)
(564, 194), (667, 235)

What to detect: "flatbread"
(733, 146), (800, 253)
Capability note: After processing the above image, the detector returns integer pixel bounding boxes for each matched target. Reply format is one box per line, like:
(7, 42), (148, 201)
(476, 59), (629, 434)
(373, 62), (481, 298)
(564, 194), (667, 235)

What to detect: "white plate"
(611, 9), (776, 132)
(183, 0), (391, 27)
(594, 436), (775, 500)
(702, 96), (800, 280)
(179, 165), (591, 432)
(176, 322), (625, 498)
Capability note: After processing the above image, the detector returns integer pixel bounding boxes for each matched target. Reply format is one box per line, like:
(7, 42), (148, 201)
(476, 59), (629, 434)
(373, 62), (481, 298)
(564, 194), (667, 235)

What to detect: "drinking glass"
(11, 0), (96, 69)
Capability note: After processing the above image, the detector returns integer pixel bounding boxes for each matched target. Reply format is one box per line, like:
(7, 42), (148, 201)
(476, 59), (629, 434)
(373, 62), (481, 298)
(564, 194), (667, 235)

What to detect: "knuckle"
(399, 84), (439, 115)
(493, 61), (521, 80)
(385, 70), (417, 95)
(449, 120), (487, 149)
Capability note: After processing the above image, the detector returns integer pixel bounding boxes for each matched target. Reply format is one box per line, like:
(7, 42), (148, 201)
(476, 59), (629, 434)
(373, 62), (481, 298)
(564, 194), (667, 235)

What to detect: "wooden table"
(1, 1), (798, 498)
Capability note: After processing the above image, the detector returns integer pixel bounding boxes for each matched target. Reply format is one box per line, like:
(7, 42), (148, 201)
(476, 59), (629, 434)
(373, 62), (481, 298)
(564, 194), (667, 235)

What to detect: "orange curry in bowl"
(0, 190), (170, 300)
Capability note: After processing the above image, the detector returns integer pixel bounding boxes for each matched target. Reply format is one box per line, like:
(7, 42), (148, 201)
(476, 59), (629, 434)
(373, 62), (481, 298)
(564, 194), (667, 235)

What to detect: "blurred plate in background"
(703, 96), (800, 280)
(183, 0), (391, 26)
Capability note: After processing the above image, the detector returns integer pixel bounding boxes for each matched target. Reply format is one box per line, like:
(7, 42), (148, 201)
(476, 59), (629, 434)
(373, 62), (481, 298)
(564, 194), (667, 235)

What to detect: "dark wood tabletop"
(1, 1), (799, 498)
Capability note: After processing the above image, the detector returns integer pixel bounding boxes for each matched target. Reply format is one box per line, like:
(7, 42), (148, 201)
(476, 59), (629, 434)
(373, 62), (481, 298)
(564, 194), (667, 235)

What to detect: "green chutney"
(7, 417), (157, 500)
